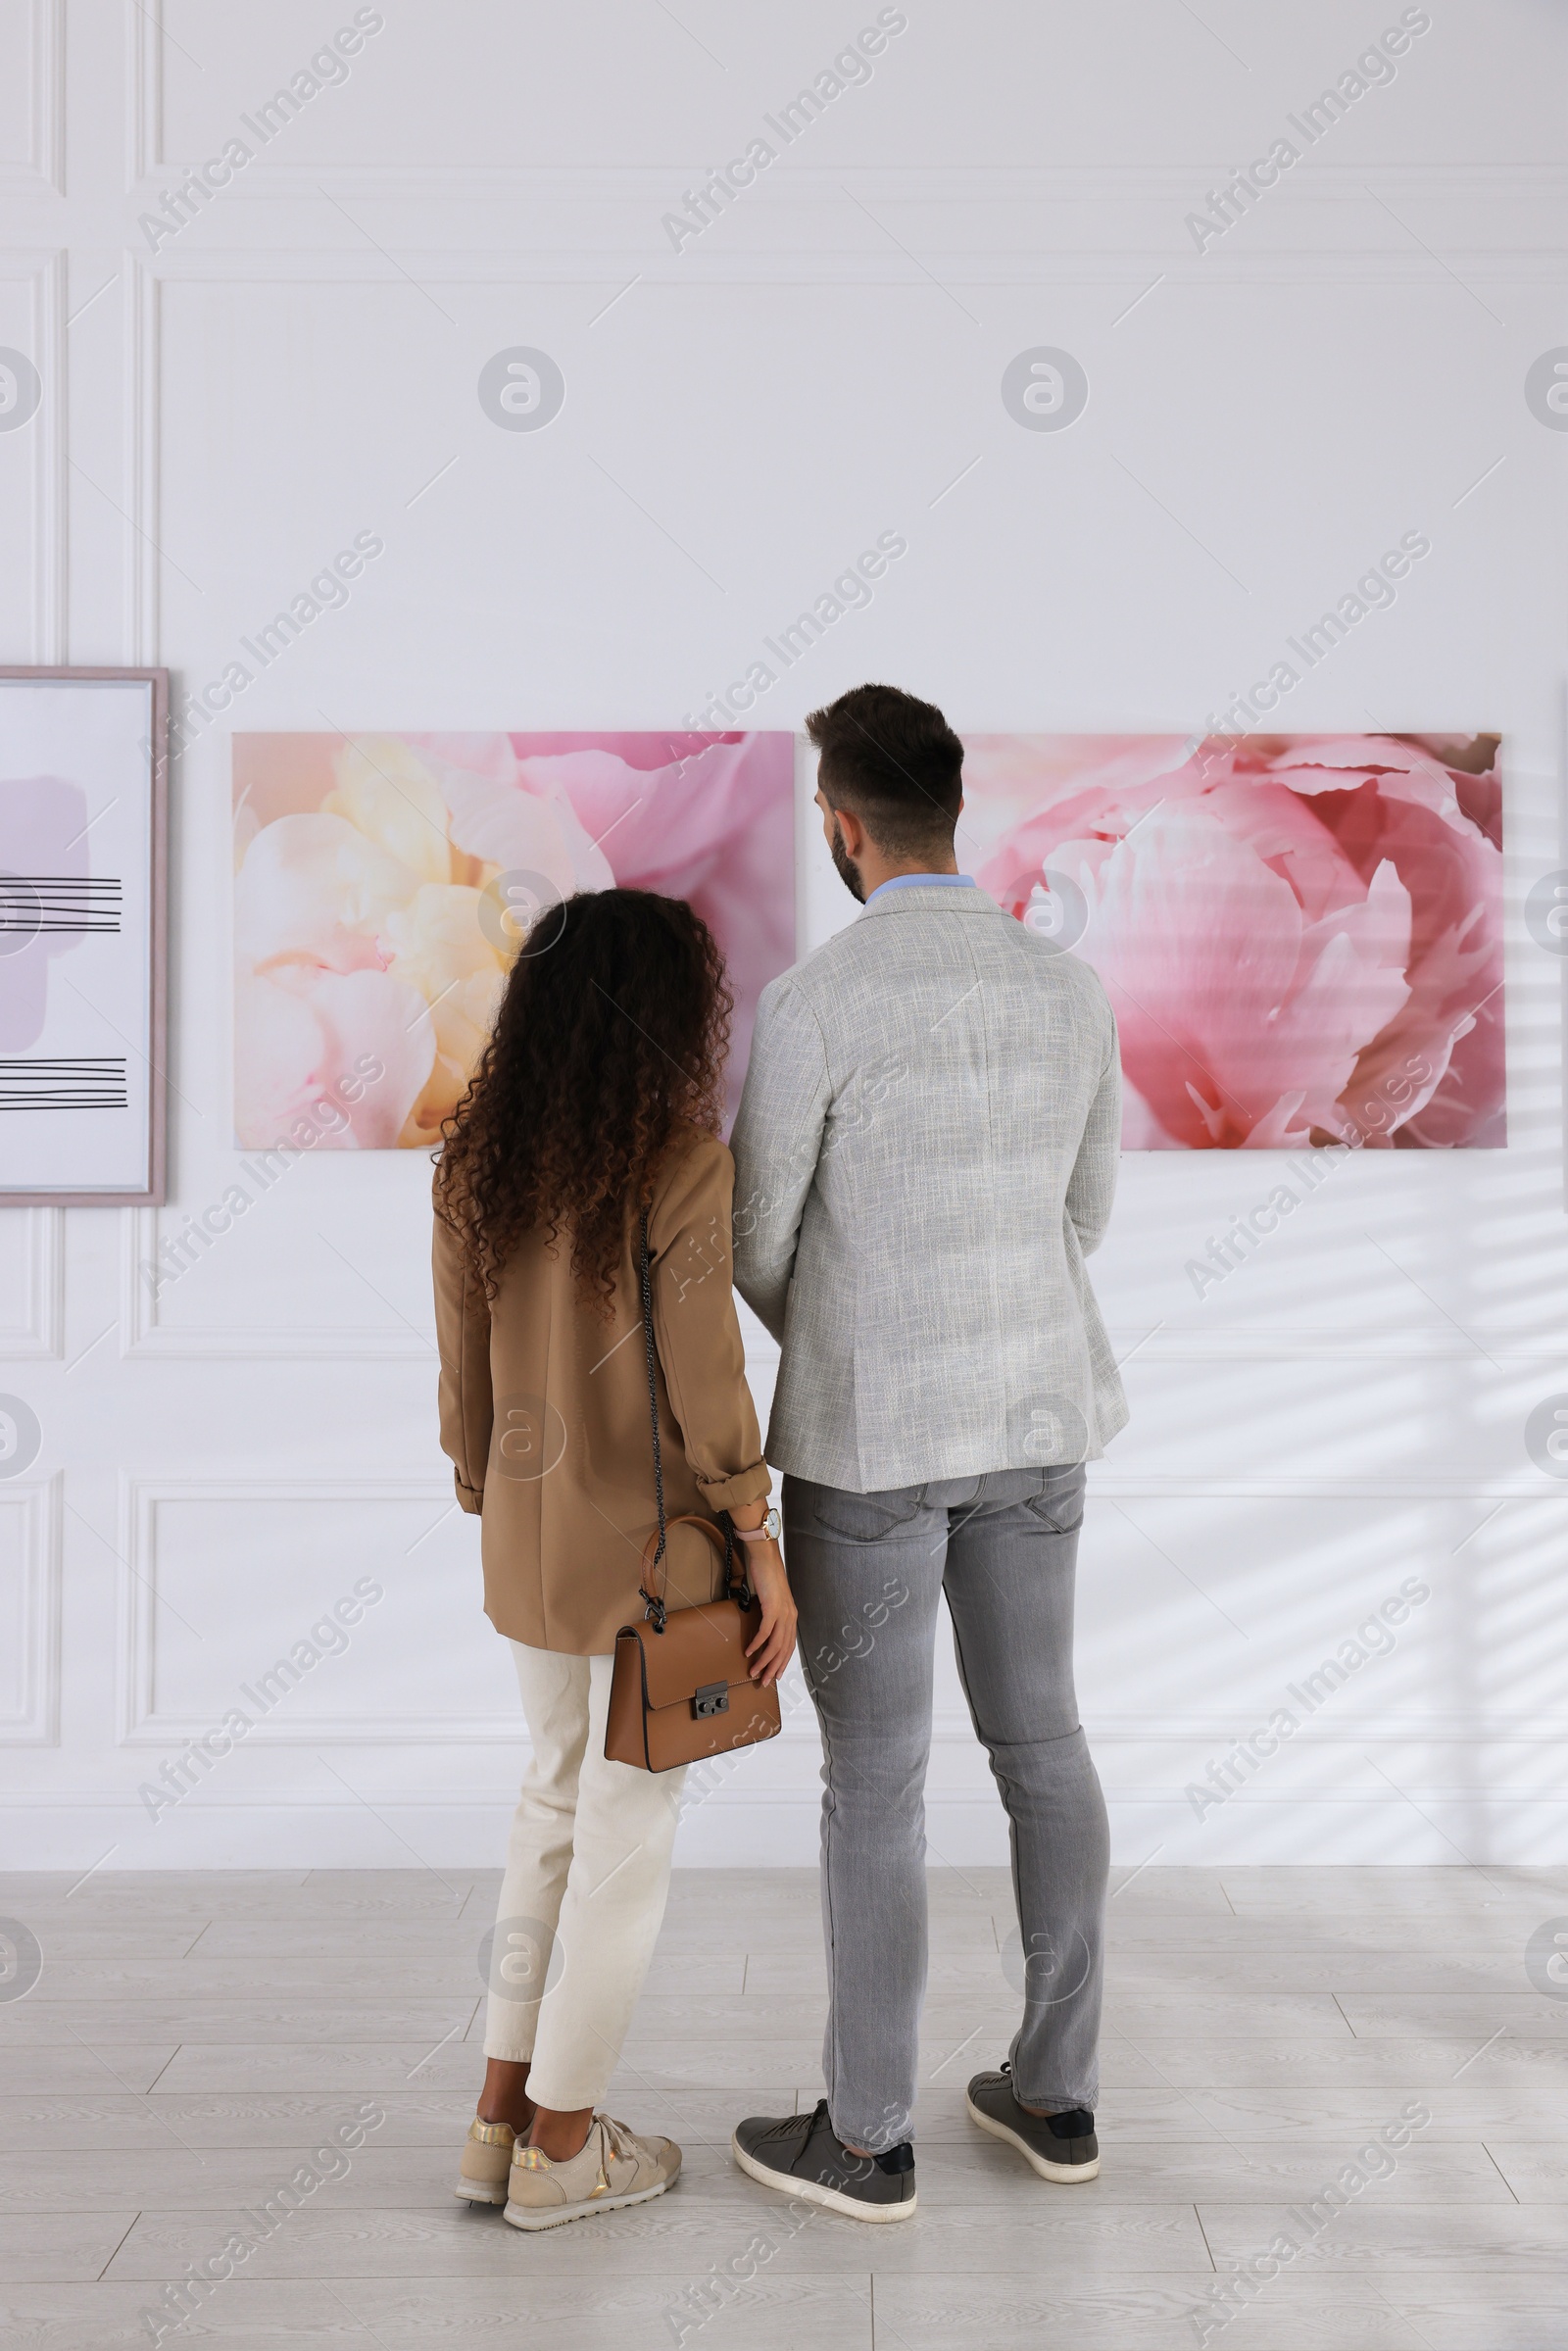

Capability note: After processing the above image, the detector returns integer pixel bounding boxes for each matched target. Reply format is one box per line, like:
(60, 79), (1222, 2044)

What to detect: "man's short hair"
(805, 683), (963, 859)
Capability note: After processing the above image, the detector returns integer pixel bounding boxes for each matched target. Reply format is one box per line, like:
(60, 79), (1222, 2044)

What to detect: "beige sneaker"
(503, 2113), (681, 2230)
(454, 2117), (517, 2205)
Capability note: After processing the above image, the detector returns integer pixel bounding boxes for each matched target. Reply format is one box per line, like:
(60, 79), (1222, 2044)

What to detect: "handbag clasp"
(692, 1682), (729, 1720)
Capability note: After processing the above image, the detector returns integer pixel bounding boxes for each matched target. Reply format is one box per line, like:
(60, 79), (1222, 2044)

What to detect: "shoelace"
(755, 2101), (824, 2143)
(516, 2115), (637, 2177)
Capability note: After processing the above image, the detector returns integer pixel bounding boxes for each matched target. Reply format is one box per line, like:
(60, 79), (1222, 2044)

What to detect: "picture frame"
(230, 728), (795, 1148)
(960, 730), (1504, 1151)
(0, 665), (170, 1205)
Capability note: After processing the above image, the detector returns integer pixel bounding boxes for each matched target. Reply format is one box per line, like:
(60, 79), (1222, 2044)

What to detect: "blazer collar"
(858, 883), (1004, 919)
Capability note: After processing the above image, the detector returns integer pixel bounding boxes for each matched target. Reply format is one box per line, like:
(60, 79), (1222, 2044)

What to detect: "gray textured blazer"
(730, 882), (1127, 1494)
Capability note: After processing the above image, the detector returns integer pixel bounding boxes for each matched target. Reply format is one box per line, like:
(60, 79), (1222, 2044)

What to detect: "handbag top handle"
(637, 1207), (746, 1633)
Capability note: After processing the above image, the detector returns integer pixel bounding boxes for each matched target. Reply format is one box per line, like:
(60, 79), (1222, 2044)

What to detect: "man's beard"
(828, 817), (865, 903)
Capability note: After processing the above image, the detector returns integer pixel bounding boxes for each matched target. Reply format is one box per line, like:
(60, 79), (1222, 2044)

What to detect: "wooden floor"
(1, 1864), (1566, 2348)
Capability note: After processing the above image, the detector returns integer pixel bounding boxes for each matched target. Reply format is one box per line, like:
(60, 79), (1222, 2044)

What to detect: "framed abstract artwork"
(959, 731), (1503, 1150)
(231, 730), (795, 1149)
(0, 667), (170, 1205)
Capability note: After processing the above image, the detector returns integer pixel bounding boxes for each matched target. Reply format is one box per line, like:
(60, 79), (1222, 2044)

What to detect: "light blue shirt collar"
(863, 872), (976, 906)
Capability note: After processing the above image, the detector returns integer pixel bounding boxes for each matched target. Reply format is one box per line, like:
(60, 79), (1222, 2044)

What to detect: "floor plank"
(1482, 2140), (1568, 2200)
(0, 2213), (140, 2285)
(0, 2274), (873, 2351)
(1200, 2198), (1568, 2270)
(0, 2002), (478, 2045)
(0, 2052), (176, 2097)
(100, 2195), (1209, 2279)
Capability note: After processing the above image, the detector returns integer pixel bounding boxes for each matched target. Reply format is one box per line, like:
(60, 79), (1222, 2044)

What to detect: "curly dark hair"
(435, 888), (733, 1310)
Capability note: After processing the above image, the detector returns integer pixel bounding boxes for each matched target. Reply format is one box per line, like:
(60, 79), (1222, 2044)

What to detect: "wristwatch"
(733, 1505), (781, 1543)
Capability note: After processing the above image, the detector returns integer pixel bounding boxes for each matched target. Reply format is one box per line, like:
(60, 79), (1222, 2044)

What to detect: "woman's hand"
(742, 1540), (797, 1687)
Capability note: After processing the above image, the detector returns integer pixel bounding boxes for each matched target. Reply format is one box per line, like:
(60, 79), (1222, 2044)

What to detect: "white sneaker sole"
(502, 2176), (673, 2230)
(453, 2178), (509, 2206)
(964, 2094), (1100, 2182)
(731, 2135), (917, 2223)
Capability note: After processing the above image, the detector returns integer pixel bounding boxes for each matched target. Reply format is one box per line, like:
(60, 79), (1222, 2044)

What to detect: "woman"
(433, 887), (794, 2230)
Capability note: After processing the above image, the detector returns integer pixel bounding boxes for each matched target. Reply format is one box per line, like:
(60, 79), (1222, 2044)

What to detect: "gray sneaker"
(732, 2099), (917, 2223)
(965, 2067), (1100, 2181)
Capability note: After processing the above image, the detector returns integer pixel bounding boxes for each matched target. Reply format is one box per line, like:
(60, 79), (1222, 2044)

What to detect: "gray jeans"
(783, 1464), (1108, 2154)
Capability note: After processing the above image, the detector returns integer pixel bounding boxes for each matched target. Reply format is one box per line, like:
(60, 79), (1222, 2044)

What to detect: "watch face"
(764, 1506), (781, 1540)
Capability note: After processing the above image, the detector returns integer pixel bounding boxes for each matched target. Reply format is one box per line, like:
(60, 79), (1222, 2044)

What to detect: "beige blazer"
(433, 1128), (770, 1655)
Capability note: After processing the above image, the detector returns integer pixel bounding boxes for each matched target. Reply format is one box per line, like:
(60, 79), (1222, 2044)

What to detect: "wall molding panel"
(2, 249), (67, 664)
(118, 1209), (432, 1358)
(123, 0), (160, 188)
(0, 0), (64, 198)
(122, 254), (160, 664)
(138, 245), (1568, 295)
(123, 155), (1568, 206)
(117, 1476), (519, 1743)
(0, 1209), (64, 1358)
(0, 1475), (62, 1745)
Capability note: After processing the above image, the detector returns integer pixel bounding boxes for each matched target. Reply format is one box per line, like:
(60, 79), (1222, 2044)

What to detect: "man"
(727, 682), (1125, 2223)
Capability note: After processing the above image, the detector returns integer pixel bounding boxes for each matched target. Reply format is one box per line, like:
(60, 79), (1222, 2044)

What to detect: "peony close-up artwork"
(961, 733), (1503, 1150)
(232, 731), (795, 1150)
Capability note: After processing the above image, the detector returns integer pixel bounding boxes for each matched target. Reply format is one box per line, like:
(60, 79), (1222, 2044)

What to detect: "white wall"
(2, 0), (1566, 1871)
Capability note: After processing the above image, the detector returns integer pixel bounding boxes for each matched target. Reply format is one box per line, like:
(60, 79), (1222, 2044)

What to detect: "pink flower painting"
(964, 733), (1503, 1150)
(232, 732), (795, 1149)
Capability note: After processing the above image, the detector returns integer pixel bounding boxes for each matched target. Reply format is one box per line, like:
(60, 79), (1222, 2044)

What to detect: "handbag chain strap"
(637, 1205), (745, 1635)
(637, 1208), (668, 1632)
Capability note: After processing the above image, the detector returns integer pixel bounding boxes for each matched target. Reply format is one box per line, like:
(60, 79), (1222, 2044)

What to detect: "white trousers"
(482, 1642), (687, 2111)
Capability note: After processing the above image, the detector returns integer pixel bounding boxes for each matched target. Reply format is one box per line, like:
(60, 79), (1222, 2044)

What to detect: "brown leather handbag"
(604, 1214), (783, 1773)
